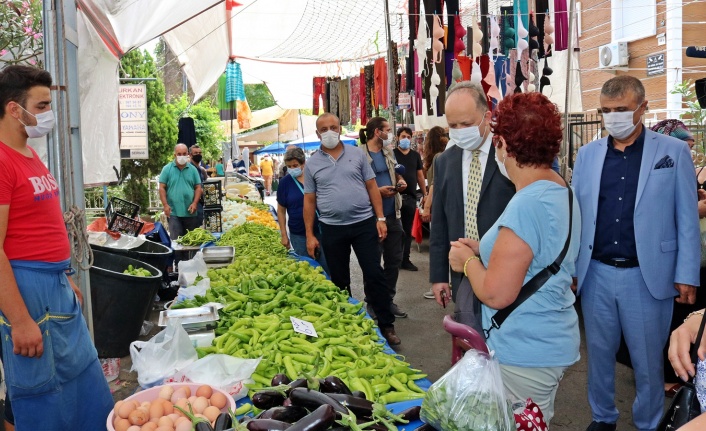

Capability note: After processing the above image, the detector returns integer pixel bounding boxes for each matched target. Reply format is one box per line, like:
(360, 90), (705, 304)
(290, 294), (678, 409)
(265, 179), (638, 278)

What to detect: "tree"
(672, 80), (706, 151)
(119, 49), (177, 210)
(169, 95), (227, 162)
(0, 0), (43, 67)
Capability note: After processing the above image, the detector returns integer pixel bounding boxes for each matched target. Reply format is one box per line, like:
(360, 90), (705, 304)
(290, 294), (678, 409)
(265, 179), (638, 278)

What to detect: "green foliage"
(245, 84), (276, 111)
(168, 94), (226, 161)
(119, 49), (177, 207)
(0, 0), (43, 67)
(671, 80), (706, 127)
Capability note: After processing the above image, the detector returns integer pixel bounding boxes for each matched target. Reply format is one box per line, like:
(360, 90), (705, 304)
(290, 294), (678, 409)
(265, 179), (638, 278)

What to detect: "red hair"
(491, 92), (562, 168)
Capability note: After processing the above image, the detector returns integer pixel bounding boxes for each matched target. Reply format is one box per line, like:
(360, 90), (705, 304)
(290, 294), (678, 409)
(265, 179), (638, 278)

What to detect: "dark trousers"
(320, 217), (395, 329)
(168, 215), (202, 267)
(380, 216), (405, 299)
(400, 195), (417, 263)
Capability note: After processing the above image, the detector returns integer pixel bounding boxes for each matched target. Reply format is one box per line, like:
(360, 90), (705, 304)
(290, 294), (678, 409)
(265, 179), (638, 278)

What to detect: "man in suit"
(572, 75), (700, 431)
(429, 82), (515, 331)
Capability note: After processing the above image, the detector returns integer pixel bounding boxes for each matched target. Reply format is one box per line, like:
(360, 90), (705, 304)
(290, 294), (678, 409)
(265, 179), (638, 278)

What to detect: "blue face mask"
(398, 138), (411, 150)
(288, 167), (303, 178)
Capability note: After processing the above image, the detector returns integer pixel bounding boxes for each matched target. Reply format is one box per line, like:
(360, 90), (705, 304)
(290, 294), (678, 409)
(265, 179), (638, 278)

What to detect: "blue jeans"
(0, 260), (114, 430)
(290, 233), (330, 276)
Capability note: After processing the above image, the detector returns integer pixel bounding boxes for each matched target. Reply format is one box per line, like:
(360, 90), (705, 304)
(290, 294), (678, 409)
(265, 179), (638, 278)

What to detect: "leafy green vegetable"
(123, 264), (152, 277)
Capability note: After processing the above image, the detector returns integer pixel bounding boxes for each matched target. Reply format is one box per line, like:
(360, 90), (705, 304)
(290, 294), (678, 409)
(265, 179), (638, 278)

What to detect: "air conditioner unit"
(598, 42), (629, 68)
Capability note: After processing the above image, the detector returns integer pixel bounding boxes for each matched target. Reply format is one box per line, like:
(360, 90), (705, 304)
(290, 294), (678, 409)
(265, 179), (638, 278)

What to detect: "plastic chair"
(442, 314), (489, 365)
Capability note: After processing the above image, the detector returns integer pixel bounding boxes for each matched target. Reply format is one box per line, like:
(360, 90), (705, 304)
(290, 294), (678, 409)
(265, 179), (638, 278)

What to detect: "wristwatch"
(377, 217), (386, 222)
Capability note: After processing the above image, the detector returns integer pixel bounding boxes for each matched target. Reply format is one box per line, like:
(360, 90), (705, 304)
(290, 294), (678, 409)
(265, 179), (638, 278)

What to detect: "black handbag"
(657, 313), (706, 431)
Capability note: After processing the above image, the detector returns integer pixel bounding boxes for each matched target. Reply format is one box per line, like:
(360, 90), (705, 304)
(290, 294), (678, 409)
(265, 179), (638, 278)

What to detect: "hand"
(379, 186), (398, 198)
(306, 235), (320, 259)
(668, 310), (706, 381)
(457, 238), (480, 255)
(67, 275), (83, 307)
(163, 205), (171, 217)
(188, 203), (197, 214)
(698, 200), (706, 218)
(571, 277), (578, 293)
(377, 220), (388, 241)
(420, 211), (431, 223)
(396, 181), (407, 192)
(11, 318), (43, 357)
(432, 283), (452, 308)
(675, 283), (697, 304)
(698, 189), (706, 201)
(449, 240), (477, 273)
(281, 236), (291, 250)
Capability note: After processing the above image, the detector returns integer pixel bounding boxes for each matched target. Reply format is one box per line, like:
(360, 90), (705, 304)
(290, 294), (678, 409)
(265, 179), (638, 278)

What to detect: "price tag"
(290, 317), (318, 338)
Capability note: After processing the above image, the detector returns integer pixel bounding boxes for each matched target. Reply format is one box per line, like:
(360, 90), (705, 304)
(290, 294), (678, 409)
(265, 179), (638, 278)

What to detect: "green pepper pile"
(216, 222), (287, 257)
(122, 264), (152, 277)
(176, 227), (216, 246)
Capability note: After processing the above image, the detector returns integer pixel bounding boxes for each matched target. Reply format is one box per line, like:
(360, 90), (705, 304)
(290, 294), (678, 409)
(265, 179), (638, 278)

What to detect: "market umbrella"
(252, 142), (288, 155)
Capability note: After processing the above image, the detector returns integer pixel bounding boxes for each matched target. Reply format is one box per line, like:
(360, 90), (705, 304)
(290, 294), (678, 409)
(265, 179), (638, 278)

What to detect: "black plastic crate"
(105, 197), (140, 221)
(202, 180), (223, 208)
(203, 207), (223, 233)
(107, 213), (145, 237)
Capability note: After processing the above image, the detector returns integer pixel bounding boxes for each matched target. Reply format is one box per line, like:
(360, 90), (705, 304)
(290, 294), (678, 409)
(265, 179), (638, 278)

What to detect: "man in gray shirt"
(304, 113), (401, 346)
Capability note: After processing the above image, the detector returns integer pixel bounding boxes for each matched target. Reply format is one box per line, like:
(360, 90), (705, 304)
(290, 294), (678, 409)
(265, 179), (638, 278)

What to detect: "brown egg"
(148, 401), (164, 419)
(209, 391), (227, 410)
(170, 388), (187, 404)
(182, 386), (192, 398)
(203, 405), (221, 423)
(156, 426), (175, 431)
(114, 401), (124, 418)
(140, 423), (158, 431)
(195, 385), (213, 399)
(158, 385), (175, 400)
(157, 415), (174, 428)
(192, 397), (209, 414)
(114, 418), (132, 431)
(126, 426), (141, 431)
(167, 413), (179, 422)
(174, 398), (189, 417)
(118, 401), (137, 419)
(128, 409), (149, 426)
(174, 417), (192, 431)
(162, 401), (174, 416)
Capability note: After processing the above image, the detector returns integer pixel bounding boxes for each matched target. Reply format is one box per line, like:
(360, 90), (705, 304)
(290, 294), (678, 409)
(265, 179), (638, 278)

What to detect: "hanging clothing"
(313, 77), (327, 114)
(406, 0), (421, 92)
(217, 73), (237, 121)
(390, 41), (401, 109)
(226, 61), (246, 103)
(350, 76), (361, 125)
(178, 117), (197, 148)
(374, 57), (388, 110)
(328, 77), (340, 118)
(554, 0), (569, 51)
(445, 0), (460, 53)
(457, 55), (472, 81)
(364, 65), (374, 122)
(340, 78), (350, 125)
(236, 100), (252, 129)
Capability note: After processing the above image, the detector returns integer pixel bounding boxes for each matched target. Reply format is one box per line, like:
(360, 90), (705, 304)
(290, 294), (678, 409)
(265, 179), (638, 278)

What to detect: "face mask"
(398, 138), (411, 150)
(176, 155), (190, 165)
(494, 147), (511, 181)
(288, 167), (302, 178)
(18, 106), (55, 138)
(449, 114), (486, 151)
(381, 132), (393, 147)
(603, 109), (638, 140)
(320, 130), (340, 149)
(191, 154), (202, 163)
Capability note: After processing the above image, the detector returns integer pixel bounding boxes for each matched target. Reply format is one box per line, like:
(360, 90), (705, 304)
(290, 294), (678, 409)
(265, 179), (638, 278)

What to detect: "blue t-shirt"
(369, 150), (394, 217)
(479, 181), (581, 368)
(276, 173), (318, 236)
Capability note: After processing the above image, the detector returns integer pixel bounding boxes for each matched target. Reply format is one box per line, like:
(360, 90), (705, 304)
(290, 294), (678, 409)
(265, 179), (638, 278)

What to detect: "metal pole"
(562, 0), (577, 177)
(384, 0), (396, 126)
(43, 0), (95, 336)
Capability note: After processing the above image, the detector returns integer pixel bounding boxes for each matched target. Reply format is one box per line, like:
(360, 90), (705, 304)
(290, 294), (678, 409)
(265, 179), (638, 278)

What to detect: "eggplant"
(214, 412), (234, 431)
(252, 390), (286, 409)
(285, 405), (335, 431)
(350, 390), (367, 399)
(414, 424), (436, 431)
(257, 406), (309, 423)
(195, 421), (216, 431)
(395, 405), (421, 423)
(287, 378), (309, 392)
(245, 419), (292, 431)
(282, 398), (293, 407)
(326, 393), (374, 417)
(272, 373), (292, 386)
(288, 388), (348, 416)
(319, 376), (353, 395)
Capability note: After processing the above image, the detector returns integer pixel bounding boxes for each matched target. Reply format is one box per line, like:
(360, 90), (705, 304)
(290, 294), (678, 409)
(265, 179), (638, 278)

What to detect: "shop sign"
(119, 84), (149, 159)
(397, 92), (412, 109)
(647, 53), (665, 77)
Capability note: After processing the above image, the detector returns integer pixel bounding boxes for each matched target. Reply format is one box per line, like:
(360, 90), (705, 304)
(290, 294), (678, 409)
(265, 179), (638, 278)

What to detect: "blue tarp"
(253, 135), (358, 155)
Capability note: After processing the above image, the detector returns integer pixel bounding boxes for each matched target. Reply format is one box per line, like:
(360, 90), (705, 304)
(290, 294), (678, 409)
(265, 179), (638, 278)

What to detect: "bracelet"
(463, 256), (480, 278)
(377, 217), (386, 222)
(684, 310), (705, 324)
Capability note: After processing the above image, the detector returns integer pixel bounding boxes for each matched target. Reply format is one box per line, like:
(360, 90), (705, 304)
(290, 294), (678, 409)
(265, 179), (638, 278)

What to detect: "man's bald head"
(316, 113), (340, 131)
(174, 143), (188, 155)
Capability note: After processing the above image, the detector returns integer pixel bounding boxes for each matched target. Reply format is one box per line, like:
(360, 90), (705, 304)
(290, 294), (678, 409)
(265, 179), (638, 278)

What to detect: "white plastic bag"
(176, 277), (211, 302)
(177, 251), (208, 286)
(129, 319), (198, 388)
(421, 349), (514, 431)
(164, 354), (261, 401)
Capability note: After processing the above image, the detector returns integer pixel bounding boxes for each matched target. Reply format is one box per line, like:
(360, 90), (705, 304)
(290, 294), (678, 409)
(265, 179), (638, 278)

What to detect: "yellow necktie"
(465, 150), (482, 240)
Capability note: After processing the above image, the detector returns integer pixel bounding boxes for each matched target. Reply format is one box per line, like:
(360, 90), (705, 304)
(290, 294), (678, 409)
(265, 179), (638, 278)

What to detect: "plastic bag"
(177, 251), (208, 286)
(165, 354), (261, 401)
(129, 319), (198, 388)
(421, 349), (514, 431)
(176, 277), (211, 302)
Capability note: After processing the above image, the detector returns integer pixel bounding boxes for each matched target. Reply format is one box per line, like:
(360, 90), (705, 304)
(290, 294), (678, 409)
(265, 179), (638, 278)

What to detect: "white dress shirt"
(461, 132), (493, 208)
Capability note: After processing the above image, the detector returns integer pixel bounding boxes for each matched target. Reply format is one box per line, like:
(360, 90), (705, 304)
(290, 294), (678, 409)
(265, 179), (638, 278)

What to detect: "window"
(611, 0), (656, 42)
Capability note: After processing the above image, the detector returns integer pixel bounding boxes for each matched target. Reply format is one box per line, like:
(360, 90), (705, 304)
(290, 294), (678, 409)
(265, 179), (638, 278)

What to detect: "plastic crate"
(107, 213), (145, 237)
(204, 207), (222, 233)
(202, 180), (222, 208)
(105, 197), (140, 221)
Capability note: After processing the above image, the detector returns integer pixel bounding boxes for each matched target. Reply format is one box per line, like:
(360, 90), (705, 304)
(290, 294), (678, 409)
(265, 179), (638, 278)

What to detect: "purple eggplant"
(414, 423), (436, 431)
(395, 405), (421, 423)
(326, 393), (374, 417)
(285, 405), (335, 431)
(257, 406), (309, 423)
(319, 376), (353, 395)
(214, 412), (234, 431)
(271, 373), (292, 386)
(287, 378), (309, 392)
(195, 422), (215, 431)
(288, 388), (348, 416)
(252, 390), (286, 410)
(245, 419), (292, 431)
(350, 390), (367, 399)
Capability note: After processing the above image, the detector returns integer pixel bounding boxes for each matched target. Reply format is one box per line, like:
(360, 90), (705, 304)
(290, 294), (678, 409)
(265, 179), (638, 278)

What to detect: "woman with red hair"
(448, 92), (581, 424)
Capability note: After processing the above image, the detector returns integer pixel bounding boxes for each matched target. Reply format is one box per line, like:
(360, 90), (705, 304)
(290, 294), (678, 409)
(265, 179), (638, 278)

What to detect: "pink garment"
(374, 57), (388, 109)
(554, 0), (569, 51)
(350, 76), (360, 125)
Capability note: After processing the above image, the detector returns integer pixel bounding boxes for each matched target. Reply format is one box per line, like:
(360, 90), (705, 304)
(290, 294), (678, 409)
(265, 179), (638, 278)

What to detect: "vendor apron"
(0, 259), (111, 430)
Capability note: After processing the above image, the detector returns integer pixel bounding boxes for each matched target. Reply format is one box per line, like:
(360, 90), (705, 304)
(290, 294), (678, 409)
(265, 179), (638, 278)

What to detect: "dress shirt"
(592, 127), (645, 260)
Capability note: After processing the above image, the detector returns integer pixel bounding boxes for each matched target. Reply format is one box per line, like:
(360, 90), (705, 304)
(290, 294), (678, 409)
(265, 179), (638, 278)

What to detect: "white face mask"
(494, 147), (511, 182)
(18, 107), (55, 139)
(176, 155), (190, 165)
(449, 114), (486, 151)
(320, 130), (340, 149)
(603, 109), (638, 140)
